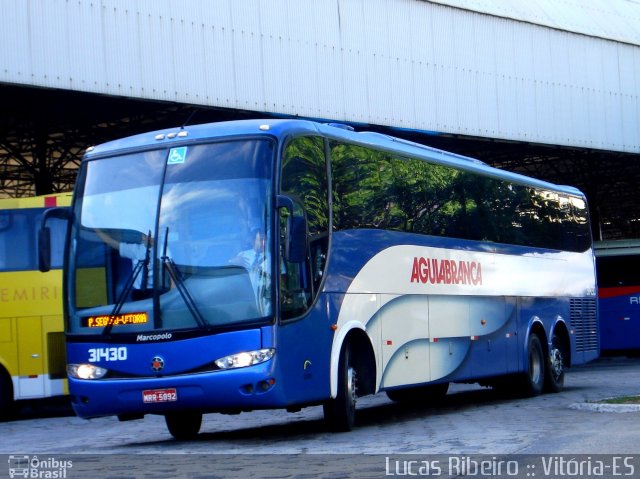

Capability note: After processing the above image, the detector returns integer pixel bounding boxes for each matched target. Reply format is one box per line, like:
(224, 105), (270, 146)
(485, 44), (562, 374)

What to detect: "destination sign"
(83, 312), (148, 328)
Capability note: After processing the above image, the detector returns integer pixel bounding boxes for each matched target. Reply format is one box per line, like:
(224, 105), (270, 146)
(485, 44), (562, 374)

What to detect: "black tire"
(519, 333), (545, 397)
(0, 371), (15, 421)
(544, 333), (566, 393)
(386, 382), (449, 404)
(165, 411), (203, 440)
(323, 344), (357, 432)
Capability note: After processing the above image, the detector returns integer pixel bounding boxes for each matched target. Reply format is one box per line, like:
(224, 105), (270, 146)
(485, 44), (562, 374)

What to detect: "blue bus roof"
(85, 118), (585, 198)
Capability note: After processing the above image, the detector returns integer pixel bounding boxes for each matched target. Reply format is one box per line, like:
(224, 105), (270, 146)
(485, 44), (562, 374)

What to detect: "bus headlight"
(214, 349), (275, 370)
(67, 363), (108, 380)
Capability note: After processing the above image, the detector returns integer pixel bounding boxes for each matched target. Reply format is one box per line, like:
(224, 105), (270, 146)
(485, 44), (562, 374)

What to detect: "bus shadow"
(358, 387), (510, 427)
(134, 386), (527, 446)
(1, 396), (74, 422)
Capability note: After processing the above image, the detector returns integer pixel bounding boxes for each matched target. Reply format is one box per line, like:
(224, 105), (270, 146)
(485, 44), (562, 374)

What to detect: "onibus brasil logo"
(8, 455), (72, 478)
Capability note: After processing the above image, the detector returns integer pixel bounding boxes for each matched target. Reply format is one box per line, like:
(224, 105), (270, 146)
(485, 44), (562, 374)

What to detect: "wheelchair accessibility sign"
(167, 147), (187, 165)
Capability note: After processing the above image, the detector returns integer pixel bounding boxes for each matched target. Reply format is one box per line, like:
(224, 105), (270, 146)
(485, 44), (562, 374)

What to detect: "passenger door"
(279, 136), (329, 320)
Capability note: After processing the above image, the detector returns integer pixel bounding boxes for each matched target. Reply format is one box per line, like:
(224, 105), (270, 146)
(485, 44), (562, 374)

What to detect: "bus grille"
(570, 298), (599, 352)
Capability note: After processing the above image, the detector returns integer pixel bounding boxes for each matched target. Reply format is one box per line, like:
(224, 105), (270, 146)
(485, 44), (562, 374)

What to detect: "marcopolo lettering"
(136, 332), (173, 342)
(410, 257), (482, 285)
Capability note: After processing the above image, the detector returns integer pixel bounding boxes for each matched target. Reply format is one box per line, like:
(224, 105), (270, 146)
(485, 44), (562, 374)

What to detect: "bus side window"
(280, 136), (329, 320)
(0, 211), (33, 271)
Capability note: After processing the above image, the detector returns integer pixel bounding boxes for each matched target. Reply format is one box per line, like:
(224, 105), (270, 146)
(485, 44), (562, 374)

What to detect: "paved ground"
(2, 356), (640, 477)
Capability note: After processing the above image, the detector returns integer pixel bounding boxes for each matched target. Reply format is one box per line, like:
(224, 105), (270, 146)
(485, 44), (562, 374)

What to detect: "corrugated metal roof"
(0, 0), (638, 153)
(426, 0), (640, 46)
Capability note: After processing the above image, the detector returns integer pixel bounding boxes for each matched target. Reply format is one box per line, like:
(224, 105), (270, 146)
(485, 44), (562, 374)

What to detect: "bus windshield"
(68, 139), (275, 335)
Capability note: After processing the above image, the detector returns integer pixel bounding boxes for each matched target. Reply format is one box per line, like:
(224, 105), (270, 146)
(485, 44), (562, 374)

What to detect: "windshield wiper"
(103, 231), (152, 337)
(161, 228), (209, 329)
(162, 256), (209, 329)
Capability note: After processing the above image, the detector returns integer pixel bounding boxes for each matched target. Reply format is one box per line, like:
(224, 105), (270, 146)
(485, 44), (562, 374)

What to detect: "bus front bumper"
(68, 361), (288, 419)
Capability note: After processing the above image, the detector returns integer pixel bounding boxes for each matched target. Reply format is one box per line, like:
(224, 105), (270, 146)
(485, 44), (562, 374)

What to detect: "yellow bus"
(0, 192), (71, 417)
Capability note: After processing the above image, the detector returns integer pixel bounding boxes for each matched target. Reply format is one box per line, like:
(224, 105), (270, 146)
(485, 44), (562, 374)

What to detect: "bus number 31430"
(88, 347), (127, 362)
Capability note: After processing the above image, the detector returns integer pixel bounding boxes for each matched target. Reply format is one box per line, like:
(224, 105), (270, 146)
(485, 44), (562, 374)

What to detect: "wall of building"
(1, 0), (639, 153)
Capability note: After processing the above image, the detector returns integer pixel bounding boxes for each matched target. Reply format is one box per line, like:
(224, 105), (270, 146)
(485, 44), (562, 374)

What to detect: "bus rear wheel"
(165, 411), (202, 440)
(518, 333), (545, 397)
(544, 334), (566, 393)
(323, 344), (357, 432)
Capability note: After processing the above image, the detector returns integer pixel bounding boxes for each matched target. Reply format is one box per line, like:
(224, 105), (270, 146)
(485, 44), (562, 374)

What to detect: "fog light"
(257, 378), (276, 392)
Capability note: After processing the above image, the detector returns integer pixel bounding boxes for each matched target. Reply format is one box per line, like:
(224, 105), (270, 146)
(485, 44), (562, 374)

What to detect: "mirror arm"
(276, 195), (294, 213)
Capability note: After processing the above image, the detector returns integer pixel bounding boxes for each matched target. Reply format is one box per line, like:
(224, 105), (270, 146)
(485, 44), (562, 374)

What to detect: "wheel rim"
(549, 346), (564, 381)
(346, 366), (357, 412)
(529, 346), (542, 384)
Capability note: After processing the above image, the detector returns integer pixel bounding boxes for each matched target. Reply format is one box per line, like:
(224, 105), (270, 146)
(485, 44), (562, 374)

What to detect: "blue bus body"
(595, 240), (640, 353)
(51, 120), (598, 437)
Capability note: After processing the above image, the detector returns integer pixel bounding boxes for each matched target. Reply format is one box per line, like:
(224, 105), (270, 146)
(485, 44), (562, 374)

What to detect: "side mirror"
(287, 215), (307, 263)
(38, 207), (71, 272)
(38, 226), (52, 272)
(276, 195), (307, 263)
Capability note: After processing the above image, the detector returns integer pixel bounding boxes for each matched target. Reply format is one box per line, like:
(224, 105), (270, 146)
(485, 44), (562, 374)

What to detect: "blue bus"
(40, 119), (599, 438)
(595, 240), (640, 354)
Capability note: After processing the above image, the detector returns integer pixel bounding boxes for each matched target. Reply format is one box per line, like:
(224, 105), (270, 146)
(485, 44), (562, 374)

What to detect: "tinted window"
(330, 140), (591, 252)
(597, 255), (640, 287)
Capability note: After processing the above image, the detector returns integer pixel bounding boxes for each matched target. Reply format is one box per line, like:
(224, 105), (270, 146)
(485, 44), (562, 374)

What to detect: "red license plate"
(142, 388), (177, 403)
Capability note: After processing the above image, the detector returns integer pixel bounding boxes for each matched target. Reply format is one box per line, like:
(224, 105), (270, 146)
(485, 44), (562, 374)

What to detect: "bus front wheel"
(0, 370), (14, 421)
(323, 344), (357, 432)
(165, 411), (202, 440)
(519, 333), (545, 397)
